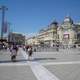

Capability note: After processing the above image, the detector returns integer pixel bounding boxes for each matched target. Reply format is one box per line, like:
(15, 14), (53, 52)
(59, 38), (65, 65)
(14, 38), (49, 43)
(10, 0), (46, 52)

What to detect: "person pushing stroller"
(10, 44), (18, 62)
(27, 46), (33, 60)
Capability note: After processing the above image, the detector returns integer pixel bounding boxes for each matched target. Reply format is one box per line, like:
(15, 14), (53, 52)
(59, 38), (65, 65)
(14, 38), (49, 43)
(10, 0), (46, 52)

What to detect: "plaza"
(0, 0), (80, 80)
(0, 47), (80, 80)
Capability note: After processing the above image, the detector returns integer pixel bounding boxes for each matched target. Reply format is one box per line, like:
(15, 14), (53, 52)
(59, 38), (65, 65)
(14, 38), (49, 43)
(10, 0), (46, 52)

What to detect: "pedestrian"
(27, 46), (33, 60)
(34, 48), (36, 52)
(56, 43), (59, 51)
(10, 44), (18, 62)
(25, 45), (29, 52)
(23, 45), (26, 51)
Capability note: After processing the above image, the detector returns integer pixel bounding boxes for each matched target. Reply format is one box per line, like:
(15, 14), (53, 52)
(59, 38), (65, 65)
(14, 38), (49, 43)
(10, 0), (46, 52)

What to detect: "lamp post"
(0, 6), (8, 39)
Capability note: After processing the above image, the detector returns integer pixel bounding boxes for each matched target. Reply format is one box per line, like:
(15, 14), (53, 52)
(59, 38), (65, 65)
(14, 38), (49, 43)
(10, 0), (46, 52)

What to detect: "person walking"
(56, 43), (59, 51)
(10, 44), (18, 62)
(27, 46), (33, 60)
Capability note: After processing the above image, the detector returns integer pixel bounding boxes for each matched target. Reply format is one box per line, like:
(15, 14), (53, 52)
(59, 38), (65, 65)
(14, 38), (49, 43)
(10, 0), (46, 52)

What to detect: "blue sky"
(0, 0), (80, 35)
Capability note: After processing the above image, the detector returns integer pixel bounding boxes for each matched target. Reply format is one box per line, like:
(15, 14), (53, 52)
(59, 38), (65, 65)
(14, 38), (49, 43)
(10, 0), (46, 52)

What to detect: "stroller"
(10, 45), (18, 62)
(11, 50), (17, 62)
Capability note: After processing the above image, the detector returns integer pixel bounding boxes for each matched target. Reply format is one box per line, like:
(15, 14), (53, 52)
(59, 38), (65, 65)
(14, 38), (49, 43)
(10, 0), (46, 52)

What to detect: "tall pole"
(0, 6), (8, 39)
(8, 22), (12, 42)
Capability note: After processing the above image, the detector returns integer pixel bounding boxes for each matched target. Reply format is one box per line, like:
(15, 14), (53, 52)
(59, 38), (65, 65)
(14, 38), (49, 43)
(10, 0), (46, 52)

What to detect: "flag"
(3, 21), (8, 33)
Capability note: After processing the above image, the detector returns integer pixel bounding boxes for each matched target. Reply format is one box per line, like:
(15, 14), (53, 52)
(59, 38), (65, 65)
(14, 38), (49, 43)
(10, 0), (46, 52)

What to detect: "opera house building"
(26, 16), (80, 47)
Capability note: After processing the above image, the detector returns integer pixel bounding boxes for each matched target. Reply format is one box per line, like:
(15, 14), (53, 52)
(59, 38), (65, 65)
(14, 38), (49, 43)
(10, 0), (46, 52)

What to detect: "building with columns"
(36, 21), (58, 46)
(26, 16), (80, 47)
(57, 16), (77, 46)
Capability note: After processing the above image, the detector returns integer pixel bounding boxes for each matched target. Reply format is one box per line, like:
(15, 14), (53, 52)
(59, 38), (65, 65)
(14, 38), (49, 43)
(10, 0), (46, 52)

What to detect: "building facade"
(8, 32), (25, 45)
(37, 21), (58, 46)
(26, 16), (80, 47)
(57, 16), (77, 45)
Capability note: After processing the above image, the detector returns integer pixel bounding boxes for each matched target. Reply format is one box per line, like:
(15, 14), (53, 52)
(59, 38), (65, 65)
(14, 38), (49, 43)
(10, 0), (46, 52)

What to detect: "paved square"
(0, 65), (37, 80)
(0, 48), (80, 80)
(44, 64), (80, 80)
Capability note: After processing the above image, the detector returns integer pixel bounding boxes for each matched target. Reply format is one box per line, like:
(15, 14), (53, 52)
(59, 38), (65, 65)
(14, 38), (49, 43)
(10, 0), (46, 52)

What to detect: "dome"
(50, 20), (58, 25)
(63, 16), (73, 24)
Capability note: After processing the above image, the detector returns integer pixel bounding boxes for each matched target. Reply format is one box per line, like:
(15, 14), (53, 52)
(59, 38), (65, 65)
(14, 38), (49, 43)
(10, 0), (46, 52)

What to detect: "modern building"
(8, 32), (25, 45)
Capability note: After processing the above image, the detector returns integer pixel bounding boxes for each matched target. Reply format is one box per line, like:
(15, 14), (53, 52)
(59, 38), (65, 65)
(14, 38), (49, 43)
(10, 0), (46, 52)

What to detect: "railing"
(33, 44), (80, 52)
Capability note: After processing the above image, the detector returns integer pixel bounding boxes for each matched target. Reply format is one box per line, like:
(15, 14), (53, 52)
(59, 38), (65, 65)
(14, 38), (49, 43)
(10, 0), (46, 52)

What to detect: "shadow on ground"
(0, 57), (56, 63)
(33, 57), (56, 61)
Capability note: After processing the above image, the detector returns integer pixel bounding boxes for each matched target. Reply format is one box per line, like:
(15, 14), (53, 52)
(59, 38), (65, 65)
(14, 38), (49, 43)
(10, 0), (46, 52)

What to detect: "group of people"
(9, 44), (33, 62)
(23, 45), (33, 60)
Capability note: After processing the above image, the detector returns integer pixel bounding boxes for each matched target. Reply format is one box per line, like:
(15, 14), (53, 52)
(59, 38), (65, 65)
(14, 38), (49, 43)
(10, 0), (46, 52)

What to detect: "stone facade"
(57, 16), (77, 45)
(26, 16), (80, 46)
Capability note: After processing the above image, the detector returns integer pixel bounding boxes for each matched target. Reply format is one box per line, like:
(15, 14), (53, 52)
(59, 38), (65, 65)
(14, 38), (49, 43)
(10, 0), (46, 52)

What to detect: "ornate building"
(26, 16), (80, 47)
(58, 16), (77, 45)
(36, 21), (58, 46)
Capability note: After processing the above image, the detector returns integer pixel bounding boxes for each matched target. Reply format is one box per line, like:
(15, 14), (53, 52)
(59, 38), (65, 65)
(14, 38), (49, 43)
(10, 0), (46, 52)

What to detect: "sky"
(0, 0), (80, 36)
